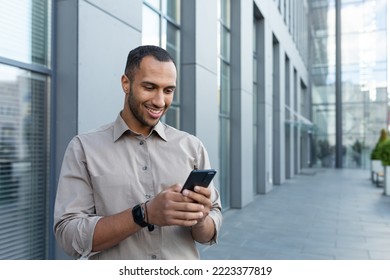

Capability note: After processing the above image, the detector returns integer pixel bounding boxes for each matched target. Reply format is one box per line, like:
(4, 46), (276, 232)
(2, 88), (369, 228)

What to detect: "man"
(54, 45), (222, 260)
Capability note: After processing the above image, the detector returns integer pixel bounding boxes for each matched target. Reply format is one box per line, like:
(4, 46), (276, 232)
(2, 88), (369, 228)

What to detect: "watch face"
(132, 204), (148, 227)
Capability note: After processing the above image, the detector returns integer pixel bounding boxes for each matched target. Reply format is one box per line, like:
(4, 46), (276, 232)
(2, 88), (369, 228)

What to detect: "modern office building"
(311, 0), (388, 169)
(0, 0), (387, 259)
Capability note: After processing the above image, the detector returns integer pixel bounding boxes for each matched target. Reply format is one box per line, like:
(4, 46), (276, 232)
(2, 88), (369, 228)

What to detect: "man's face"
(121, 56), (176, 136)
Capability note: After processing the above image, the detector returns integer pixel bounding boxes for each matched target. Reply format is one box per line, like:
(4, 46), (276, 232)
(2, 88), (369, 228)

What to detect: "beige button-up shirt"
(54, 113), (222, 260)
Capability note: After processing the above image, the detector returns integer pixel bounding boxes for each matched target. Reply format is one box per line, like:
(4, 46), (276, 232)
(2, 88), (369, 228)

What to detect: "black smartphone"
(181, 169), (217, 193)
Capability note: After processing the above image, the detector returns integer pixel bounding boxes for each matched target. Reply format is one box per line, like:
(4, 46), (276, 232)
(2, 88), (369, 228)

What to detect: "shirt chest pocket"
(91, 174), (145, 216)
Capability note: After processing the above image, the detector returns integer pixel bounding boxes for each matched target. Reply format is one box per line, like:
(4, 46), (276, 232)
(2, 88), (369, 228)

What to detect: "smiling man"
(53, 45), (222, 260)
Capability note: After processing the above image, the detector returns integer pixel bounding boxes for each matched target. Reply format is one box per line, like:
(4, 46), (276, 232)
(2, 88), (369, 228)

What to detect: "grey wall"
(78, 0), (142, 133)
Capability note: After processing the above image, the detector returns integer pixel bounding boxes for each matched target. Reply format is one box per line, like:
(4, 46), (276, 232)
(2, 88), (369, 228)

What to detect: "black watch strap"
(132, 204), (149, 227)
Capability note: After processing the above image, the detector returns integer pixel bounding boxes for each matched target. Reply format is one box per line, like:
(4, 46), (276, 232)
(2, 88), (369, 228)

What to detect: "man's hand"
(146, 184), (205, 227)
(183, 186), (216, 243)
(181, 186), (212, 224)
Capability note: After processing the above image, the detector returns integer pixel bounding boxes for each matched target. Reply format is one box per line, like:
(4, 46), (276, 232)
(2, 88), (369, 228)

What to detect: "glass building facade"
(311, 0), (388, 169)
(0, 0), (52, 259)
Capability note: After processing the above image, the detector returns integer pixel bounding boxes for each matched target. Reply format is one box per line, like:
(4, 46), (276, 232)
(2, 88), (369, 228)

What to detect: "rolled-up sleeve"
(196, 141), (223, 245)
(53, 137), (101, 258)
(206, 188), (222, 245)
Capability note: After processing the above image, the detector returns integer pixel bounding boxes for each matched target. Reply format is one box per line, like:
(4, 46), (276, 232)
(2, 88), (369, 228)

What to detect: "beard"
(127, 87), (164, 129)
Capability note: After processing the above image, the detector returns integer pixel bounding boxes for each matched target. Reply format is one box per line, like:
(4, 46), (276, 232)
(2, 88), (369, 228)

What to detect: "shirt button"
(142, 166), (148, 171)
(151, 255), (157, 259)
(139, 141), (145, 145)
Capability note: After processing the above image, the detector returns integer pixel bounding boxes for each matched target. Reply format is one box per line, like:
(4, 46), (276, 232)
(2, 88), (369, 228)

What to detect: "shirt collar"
(153, 121), (167, 142)
(113, 113), (167, 142)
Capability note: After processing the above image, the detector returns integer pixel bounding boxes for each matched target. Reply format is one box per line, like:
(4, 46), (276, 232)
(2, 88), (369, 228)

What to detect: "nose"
(151, 89), (165, 108)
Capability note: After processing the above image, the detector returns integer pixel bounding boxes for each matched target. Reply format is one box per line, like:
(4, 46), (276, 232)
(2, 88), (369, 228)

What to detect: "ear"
(121, 74), (130, 93)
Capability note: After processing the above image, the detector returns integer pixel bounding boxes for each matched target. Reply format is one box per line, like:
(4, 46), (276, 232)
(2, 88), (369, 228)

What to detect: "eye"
(144, 85), (154, 91)
(165, 88), (175, 94)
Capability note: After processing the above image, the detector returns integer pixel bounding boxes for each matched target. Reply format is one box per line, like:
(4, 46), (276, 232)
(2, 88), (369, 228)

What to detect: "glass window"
(374, 0), (387, 30)
(142, 0), (181, 128)
(0, 0), (51, 259)
(142, 0), (180, 62)
(164, 106), (180, 129)
(338, 0), (388, 168)
(162, 21), (179, 63)
(221, 0), (230, 28)
(312, 37), (336, 67)
(220, 62), (230, 115)
(164, 21), (180, 105)
(0, 64), (50, 259)
(142, 5), (160, 46)
(162, 0), (180, 23)
(312, 83), (336, 104)
(0, 0), (51, 67)
(312, 0), (388, 168)
(221, 27), (231, 62)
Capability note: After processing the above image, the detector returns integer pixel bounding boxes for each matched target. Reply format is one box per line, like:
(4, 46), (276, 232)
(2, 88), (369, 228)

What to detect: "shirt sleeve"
(196, 140), (223, 245)
(53, 136), (102, 259)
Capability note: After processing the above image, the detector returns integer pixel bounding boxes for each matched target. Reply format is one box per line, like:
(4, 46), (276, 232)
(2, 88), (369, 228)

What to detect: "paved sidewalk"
(199, 168), (390, 260)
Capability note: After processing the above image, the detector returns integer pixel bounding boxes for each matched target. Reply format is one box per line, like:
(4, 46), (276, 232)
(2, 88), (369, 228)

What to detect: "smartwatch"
(132, 203), (154, 231)
(132, 204), (149, 228)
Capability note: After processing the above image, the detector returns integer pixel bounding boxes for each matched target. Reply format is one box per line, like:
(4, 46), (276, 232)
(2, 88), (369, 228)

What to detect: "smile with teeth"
(145, 106), (163, 119)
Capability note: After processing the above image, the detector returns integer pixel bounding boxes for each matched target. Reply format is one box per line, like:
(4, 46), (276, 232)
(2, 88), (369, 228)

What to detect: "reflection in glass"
(162, 0), (180, 23)
(0, 0), (51, 67)
(220, 0), (230, 28)
(163, 20), (180, 104)
(340, 0), (388, 168)
(0, 64), (49, 259)
(221, 27), (231, 62)
(164, 106), (180, 129)
(220, 62), (230, 115)
(310, 0), (387, 168)
(165, 22), (178, 56)
(142, 5), (160, 46)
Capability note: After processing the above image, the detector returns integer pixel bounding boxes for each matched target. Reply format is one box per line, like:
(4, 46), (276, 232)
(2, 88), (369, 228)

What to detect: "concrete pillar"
(256, 14), (273, 194)
(272, 38), (286, 185)
(230, 0), (254, 208)
(180, 0), (219, 184)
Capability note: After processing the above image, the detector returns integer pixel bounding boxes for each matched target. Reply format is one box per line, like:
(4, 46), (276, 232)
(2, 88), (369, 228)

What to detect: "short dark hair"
(124, 45), (176, 82)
